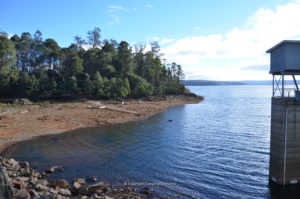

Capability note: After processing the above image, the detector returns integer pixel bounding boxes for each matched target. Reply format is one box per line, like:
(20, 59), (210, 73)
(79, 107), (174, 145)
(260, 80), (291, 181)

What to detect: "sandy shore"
(0, 95), (202, 152)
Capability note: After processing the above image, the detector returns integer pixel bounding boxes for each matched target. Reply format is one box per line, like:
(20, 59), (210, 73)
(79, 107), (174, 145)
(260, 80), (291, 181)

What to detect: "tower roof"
(266, 40), (300, 53)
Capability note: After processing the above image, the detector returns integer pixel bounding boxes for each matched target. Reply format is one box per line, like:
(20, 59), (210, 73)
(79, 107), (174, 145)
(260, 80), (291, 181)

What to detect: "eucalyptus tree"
(0, 35), (17, 95)
(87, 27), (101, 48)
(0, 35), (16, 73)
(43, 38), (61, 70)
(113, 41), (134, 78)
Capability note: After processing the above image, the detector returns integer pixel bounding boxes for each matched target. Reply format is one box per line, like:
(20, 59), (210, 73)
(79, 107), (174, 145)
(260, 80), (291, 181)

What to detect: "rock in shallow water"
(46, 166), (64, 173)
(73, 178), (85, 185)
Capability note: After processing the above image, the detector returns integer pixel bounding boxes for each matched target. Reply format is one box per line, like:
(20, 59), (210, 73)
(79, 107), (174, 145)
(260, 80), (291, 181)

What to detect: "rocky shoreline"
(0, 156), (159, 199)
(0, 93), (204, 198)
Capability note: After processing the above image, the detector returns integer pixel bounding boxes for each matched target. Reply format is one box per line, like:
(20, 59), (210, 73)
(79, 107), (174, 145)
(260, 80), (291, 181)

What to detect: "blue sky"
(1, 0), (300, 80)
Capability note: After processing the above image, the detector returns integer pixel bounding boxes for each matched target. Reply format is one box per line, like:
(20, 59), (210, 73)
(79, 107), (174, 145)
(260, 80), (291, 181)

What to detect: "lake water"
(2, 86), (281, 198)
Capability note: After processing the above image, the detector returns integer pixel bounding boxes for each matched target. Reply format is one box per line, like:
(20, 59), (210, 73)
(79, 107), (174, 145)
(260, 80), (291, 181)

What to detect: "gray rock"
(14, 189), (31, 199)
(34, 183), (49, 192)
(29, 176), (38, 184)
(49, 187), (58, 194)
(70, 182), (81, 195)
(20, 167), (31, 177)
(37, 179), (49, 186)
(93, 193), (102, 199)
(13, 98), (33, 105)
(19, 161), (30, 168)
(15, 177), (29, 183)
(8, 158), (19, 170)
(88, 182), (104, 192)
(59, 188), (71, 196)
(40, 192), (56, 199)
(56, 194), (70, 199)
(29, 189), (40, 198)
(78, 185), (89, 195)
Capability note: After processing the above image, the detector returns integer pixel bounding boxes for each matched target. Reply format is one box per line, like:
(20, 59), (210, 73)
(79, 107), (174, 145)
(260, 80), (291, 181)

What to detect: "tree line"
(0, 28), (185, 99)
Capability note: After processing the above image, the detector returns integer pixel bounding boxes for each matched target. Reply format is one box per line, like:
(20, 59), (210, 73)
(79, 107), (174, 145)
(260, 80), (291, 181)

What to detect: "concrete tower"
(267, 40), (300, 185)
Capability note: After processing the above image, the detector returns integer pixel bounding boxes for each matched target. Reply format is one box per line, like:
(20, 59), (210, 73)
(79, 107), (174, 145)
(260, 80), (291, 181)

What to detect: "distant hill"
(182, 80), (246, 86)
(182, 80), (299, 86)
(240, 80), (272, 85)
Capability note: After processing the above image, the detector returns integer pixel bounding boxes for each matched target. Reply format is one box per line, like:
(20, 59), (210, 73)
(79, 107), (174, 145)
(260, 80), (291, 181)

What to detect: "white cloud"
(194, 26), (200, 31)
(146, 36), (175, 45)
(161, 0), (300, 80)
(107, 5), (128, 12)
(160, 38), (174, 44)
(146, 4), (154, 8)
(108, 14), (120, 24)
(106, 5), (127, 25)
(243, 64), (269, 71)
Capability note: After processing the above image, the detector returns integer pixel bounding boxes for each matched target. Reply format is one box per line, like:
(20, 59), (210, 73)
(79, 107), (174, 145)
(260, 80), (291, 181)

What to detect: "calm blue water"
(3, 86), (274, 198)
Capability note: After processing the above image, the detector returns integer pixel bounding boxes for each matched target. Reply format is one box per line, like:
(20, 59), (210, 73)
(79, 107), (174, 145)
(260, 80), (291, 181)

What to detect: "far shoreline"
(0, 94), (203, 153)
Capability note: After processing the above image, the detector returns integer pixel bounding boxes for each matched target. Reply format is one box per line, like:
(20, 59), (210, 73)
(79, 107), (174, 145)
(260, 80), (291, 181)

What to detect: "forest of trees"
(0, 28), (186, 100)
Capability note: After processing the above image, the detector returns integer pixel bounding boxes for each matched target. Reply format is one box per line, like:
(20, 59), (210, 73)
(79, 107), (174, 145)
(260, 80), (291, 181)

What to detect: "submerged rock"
(86, 175), (97, 183)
